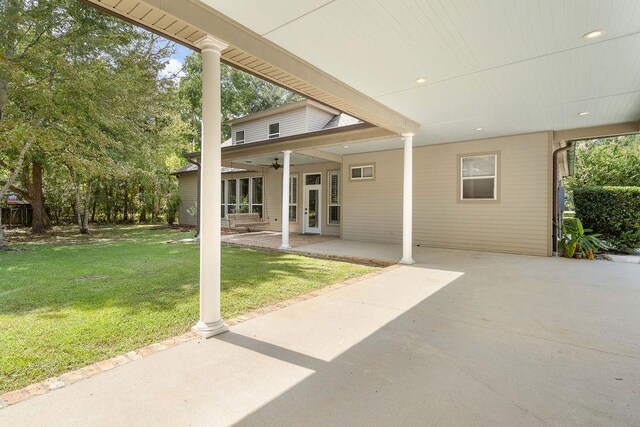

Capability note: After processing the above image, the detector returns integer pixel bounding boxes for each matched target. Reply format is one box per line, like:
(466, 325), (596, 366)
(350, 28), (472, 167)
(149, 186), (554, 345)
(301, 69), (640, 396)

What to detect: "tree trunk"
(123, 188), (129, 222)
(30, 161), (46, 234)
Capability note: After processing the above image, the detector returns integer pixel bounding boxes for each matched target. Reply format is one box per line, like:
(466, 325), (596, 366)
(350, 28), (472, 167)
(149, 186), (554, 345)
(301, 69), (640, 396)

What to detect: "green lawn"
(0, 225), (376, 393)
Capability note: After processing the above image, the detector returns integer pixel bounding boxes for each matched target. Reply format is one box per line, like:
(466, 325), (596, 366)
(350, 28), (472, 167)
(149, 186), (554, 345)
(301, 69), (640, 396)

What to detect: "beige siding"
(178, 172), (198, 226)
(342, 132), (552, 256)
(232, 107), (307, 144)
(306, 106), (334, 131)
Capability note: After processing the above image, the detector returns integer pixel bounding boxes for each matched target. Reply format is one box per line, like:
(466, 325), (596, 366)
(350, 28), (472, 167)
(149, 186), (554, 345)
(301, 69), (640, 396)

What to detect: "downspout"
(552, 140), (574, 254)
(187, 157), (201, 238)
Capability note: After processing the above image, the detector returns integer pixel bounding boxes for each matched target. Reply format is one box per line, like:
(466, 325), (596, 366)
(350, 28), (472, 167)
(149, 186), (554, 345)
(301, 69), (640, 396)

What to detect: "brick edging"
(0, 264), (399, 409)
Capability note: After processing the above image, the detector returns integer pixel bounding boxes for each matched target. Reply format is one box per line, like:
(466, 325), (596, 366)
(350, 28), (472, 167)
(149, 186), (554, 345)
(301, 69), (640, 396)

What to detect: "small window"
(350, 165), (374, 180)
(268, 123), (279, 139)
(235, 130), (245, 144)
(328, 172), (340, 225)
(289, 175), (297, 222)
(460, 154), (497, 200)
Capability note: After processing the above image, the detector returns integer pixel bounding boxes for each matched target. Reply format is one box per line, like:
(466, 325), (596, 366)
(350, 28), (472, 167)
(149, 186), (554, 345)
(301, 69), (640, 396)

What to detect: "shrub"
(573, 186), (640, 252)
(165, 191), (181, 225)
(559, 217), (608, 259)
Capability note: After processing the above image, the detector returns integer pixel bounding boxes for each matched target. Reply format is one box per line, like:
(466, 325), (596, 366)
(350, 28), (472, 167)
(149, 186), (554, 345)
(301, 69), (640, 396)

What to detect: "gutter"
(552, 140), (574, 254)
(187, 157), (201, 237)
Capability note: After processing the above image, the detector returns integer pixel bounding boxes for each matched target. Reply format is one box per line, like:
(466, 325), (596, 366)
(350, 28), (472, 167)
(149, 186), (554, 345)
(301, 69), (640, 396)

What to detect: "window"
(221, 177), (265, 217)
(350, 165), (374, 180)
(328, 172), (340, 225)
(289, 175), (297, 222)
(235, 130), (245, 144)
(268, 123), (280, 139)
(460, 154), (498, 200)
(251, 177), (263, 218)
(221, 180), (226, 218)
(238, 178), (250, 213)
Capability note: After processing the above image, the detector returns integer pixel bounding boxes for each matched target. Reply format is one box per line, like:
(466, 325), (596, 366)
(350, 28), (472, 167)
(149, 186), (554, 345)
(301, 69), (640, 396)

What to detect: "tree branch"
(0, 142), (31, 199)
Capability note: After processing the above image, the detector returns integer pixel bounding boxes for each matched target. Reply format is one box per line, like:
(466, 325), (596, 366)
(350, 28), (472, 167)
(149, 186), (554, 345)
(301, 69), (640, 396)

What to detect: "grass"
(0, 225), (376, 393)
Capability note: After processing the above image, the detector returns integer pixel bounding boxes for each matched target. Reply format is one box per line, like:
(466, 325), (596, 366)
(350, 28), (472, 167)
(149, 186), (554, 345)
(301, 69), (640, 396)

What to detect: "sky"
(160, 44), (194, 80)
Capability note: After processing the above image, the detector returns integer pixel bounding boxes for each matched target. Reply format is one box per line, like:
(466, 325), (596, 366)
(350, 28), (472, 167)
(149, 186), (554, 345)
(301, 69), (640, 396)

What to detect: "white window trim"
(235, 130), (245, 144)
(460, 154), (498, 201)
(268, 122), (280, 139)
(289, 174), (298, 223)
(327, 171), (340, 225)
(350, 164), (374, 180)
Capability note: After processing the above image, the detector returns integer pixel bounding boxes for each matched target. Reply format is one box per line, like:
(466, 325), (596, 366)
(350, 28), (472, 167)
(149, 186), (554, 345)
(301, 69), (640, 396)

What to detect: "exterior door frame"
(303, 172), (322, 234)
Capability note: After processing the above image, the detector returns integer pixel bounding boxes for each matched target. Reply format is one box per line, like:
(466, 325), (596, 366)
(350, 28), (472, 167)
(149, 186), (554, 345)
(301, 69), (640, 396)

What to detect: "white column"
(280, 150), (292, 249)
(192, 35), (229, 338)
(400, 132), (415, 265)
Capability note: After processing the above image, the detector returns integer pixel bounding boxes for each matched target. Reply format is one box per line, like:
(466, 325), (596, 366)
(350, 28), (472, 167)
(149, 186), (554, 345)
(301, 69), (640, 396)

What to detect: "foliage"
(566, 135), (640, 188)
(559, 217), (608, 259)
(165, 191), (180, 225)
(573, 186), (640, 252)
(0, 225), (376, 393)
(178, 53), (303, 146)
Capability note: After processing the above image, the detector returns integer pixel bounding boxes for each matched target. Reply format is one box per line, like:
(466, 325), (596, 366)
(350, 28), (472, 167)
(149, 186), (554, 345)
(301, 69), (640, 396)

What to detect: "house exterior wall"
(178, 172), (198, 226)
(177, 162), (341, 236)
(232, 107), (307, 144)
(306, 106), (334, 131)
(342, 132), (552, 256)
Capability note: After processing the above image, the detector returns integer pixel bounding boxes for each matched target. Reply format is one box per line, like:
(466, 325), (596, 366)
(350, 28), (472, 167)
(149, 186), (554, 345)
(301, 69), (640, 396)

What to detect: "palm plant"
(559, 218), (609, 260)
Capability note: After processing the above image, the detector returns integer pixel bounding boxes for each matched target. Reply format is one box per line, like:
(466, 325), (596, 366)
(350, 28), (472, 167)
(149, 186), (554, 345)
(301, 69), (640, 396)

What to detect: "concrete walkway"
(2, 245), (640, 426)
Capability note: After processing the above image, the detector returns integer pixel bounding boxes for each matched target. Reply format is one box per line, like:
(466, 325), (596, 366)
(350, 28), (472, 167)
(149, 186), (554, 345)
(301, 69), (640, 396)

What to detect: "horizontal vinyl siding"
(178, 172), (198, 226)
(306, 106), (334, 132)
(231, 107), (307, 144)
(342, 132), (551, 256)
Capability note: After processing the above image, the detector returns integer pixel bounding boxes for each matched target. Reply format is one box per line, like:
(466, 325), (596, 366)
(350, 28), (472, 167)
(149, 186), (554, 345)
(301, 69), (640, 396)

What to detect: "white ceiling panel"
(200, 0), (640, 145)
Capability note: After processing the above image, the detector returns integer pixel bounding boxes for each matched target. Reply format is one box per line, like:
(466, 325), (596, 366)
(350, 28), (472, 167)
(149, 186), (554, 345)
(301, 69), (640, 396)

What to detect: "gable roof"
(226, 99), (339, 126)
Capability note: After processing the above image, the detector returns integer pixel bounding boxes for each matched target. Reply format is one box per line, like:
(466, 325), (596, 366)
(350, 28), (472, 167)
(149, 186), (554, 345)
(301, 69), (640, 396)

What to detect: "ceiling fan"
(258, 157), (293, 170)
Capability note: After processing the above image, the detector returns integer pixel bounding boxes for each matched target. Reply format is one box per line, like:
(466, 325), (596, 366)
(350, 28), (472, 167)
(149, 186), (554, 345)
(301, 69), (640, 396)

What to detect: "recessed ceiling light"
(343, 145), (349, 148)
(415, 78), (427, 84)
(475, 127), (483, 131)
(582, 29), (605, 40)
(577, 111), (590, 116)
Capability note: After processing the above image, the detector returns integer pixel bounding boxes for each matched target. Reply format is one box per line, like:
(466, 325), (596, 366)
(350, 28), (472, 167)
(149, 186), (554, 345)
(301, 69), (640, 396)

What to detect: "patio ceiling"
(202, 0), (640, 145)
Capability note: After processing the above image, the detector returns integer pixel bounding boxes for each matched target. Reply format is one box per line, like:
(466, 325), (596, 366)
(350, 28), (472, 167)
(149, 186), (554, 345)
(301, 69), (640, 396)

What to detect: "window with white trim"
(268, 123), (280, 139)
(328, 171), (340, 225)
(221, 177), (264, 218)
(289, 175), (297, 222)
(235, 130), (245, 144)
(350, 165), (374, 180)
(460, 154), (497, 200)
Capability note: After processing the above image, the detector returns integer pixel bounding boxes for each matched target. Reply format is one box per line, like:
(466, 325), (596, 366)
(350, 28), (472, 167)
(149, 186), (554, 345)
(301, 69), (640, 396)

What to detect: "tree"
(0, 1), (190, 234)
(178, 53), (303, 147)
(566, 135), (640, 188)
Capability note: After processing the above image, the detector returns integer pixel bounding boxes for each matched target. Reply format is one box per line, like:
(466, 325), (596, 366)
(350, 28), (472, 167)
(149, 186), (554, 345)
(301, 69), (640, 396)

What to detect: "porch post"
(192, 34), (229, 338)
(400, 132), (415, 265)
(280, 150), (292, 249)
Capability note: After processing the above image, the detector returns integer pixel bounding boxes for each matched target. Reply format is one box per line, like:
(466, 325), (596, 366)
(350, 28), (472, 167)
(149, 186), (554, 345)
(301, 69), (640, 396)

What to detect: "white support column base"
(399, 257), (415, 265)
(192, 319), (229, 338)
(279, 245), (291, 250)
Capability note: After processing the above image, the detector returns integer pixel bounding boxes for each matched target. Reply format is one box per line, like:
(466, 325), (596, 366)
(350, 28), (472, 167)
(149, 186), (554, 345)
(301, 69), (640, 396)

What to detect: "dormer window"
(268, 123), (280, 139)
(235, 130), (245, 144)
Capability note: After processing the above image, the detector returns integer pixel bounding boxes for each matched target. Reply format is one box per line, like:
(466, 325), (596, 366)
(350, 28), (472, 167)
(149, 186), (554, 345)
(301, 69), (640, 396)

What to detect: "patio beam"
(192, 34), (229, 339)
(280, 150), (292, 249)
(400, 133), (415, 265)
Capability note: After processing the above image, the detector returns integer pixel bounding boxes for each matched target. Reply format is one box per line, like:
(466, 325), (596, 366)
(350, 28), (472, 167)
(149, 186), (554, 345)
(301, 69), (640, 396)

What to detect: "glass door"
(303, 173), (322, 234)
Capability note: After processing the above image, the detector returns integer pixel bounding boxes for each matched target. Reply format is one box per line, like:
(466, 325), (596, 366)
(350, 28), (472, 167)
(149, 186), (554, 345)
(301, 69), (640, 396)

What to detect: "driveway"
(2, 246), (639, 426)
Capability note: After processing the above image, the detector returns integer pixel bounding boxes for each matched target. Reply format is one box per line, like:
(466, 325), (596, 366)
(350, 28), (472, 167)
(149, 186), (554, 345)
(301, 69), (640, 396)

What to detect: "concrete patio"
(2, 243), (639, 426)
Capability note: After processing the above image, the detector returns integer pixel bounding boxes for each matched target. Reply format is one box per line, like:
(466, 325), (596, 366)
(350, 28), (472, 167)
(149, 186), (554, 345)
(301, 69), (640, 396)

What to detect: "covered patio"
(2, 247), (639, 425)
